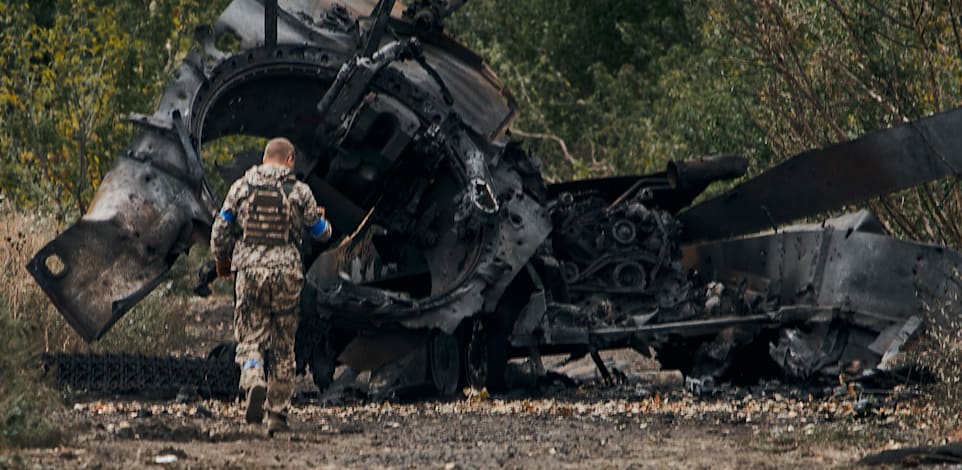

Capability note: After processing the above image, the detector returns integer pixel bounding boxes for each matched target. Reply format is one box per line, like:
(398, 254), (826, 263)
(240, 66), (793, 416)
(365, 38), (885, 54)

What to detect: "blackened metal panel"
(546, 155), (748, 215)
(678, 107), (962, 242)
(217, 0), (517, 140)
(480, 185), (554, 312)
(415, 42), (518, 140)
(28, 151), (210, 341)
(815, 230), (962, 321)
(683, 218), (962, 322)
(215, 0), (323, 48)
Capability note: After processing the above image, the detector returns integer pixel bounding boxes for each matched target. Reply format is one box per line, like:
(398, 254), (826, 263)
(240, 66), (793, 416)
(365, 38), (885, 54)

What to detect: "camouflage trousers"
(233, 267), (304, 416)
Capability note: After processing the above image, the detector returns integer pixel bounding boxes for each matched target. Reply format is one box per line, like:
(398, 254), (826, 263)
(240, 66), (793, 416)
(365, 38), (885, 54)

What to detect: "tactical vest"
(240, 180), (296, 246)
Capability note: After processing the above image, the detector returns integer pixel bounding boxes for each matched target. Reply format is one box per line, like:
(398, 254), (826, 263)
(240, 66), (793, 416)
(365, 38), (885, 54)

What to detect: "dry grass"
(916, 302), (962, 422)
(0, 200), (203, 448)
(0, 202), (64, 449)
(0, 205), (61, 326)
(0, 201), (200, 355)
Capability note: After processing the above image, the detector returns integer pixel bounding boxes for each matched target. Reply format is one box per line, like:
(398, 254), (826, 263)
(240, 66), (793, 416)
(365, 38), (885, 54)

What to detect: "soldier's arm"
(211, 180), (245, 274)
(293, 182), (332, 242)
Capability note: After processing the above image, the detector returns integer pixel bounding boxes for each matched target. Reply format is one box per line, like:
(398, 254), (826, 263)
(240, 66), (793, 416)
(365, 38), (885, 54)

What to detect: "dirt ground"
(4, 384), (945, 469)
(4, 296), (956, 469)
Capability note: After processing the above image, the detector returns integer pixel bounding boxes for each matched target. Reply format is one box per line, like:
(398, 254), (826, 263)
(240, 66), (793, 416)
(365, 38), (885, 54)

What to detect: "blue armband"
(219, 209), (236, 224)
(309, 217), (329, 237)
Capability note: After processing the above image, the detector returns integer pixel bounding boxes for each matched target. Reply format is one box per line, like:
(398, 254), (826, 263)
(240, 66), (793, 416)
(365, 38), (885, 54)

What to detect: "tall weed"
(0, 201), (202, 448)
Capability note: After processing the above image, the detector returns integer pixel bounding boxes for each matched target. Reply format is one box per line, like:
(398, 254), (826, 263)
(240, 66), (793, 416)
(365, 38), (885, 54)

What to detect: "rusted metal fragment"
(28, 134), (213, 341)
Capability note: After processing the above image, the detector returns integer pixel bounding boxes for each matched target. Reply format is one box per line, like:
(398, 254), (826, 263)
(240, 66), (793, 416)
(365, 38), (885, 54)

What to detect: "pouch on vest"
(241, 183), (292, 246)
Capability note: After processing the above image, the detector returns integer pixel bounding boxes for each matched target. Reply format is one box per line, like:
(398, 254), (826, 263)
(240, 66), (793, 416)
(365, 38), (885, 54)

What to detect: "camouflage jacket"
(211, 164), (330, 272)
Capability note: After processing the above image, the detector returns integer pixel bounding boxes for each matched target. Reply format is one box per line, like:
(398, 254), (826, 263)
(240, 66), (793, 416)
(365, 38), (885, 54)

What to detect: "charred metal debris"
(29, 0), (962, 399)
(41, 351), (239, 400)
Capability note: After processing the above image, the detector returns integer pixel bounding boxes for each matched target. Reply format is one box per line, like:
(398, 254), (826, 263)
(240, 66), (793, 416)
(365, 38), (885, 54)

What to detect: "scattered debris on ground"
(9, 378), (960, 469)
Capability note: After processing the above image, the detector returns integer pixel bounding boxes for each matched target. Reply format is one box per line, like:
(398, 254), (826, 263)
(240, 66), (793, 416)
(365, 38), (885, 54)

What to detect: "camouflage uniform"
(211, 164), (330, 420)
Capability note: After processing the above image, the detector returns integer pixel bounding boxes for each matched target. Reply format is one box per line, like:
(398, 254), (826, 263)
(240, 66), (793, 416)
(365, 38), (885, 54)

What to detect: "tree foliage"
(702, 0), (962, 244)
(1, 0), (961, 243)
(0, 0), (227, 217)
(452, 0), (962, 245)
(450, 0), (702, 179)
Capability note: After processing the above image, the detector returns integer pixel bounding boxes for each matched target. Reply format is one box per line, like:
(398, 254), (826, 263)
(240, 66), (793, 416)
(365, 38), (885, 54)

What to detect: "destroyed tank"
(30, 0), (962, 397)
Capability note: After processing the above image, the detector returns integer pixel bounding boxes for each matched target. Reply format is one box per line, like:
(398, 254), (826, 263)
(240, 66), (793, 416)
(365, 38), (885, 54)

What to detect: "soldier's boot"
(245, 384), (267, 424)
(266, 411), (289, 437)
(240, 359), (267, 424)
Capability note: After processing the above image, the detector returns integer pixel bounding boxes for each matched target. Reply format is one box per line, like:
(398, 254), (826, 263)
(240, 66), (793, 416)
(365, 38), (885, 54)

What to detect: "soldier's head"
(263, 137), (296, 169)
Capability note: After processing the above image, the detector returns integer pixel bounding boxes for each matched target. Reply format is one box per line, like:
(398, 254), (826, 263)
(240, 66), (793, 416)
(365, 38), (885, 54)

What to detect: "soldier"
(211, 137), (332, 436)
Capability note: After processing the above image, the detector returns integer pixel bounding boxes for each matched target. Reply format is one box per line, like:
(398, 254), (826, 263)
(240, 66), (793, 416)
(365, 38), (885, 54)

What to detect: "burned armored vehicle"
(30, 0), (962, 397)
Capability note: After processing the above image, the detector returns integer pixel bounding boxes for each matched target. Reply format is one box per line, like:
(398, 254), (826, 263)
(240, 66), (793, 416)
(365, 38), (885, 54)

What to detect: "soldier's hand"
(215, 258), (232, 278)
(317, 206), (326, 219)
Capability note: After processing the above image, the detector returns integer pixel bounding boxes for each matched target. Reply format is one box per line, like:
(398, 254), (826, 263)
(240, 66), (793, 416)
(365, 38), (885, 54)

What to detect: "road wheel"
(309, 346), (336, 393)
(428, 332), (460, 396)
(462, 317), (508, 393)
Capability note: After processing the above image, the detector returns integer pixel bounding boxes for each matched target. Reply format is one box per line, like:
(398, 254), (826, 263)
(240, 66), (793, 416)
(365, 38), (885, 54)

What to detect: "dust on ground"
(5, 384), (944, 469)
(4, 296), (956, 469)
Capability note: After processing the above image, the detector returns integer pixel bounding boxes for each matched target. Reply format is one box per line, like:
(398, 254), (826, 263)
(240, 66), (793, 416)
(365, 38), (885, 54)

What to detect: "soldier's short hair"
(263, 137), (295, 163)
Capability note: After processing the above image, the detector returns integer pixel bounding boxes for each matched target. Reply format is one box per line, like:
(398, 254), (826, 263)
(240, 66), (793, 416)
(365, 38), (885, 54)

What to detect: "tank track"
(41, 352), (239, 400)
